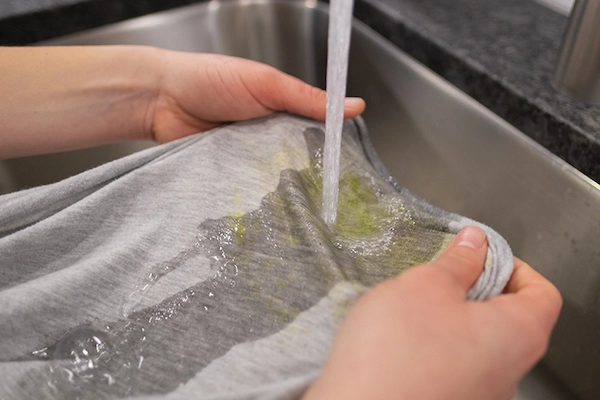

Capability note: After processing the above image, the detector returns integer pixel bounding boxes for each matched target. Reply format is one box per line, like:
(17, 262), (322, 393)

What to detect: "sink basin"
(532, 0), (574, 15)
(1, 1), (599, 398)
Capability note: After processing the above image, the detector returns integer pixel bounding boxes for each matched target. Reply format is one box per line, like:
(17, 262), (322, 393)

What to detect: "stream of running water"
(322, 0), (354, 226)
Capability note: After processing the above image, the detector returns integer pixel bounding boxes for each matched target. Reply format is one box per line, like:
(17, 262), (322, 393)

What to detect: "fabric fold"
(0, 113), (513, 399)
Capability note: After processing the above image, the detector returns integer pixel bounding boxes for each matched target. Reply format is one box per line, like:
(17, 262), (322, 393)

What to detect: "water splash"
(120, 249), (192, 317)
(31, 323), (147, 399)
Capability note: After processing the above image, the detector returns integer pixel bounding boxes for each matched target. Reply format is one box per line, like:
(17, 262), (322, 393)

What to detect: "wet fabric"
(0, 113), (513, 399)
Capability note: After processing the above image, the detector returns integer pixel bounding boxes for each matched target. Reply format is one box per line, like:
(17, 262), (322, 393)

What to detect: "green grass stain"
(334, 174), (387, 238)
(296, 161), (450, 285)
(276, 278), (289, 289)
(211, 137), (452, 327)
(226, 212), (246, 246)
(233, 219), (246, 246)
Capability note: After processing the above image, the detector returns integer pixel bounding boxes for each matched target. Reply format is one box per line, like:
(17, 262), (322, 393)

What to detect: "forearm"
(0, 46), (161, 158)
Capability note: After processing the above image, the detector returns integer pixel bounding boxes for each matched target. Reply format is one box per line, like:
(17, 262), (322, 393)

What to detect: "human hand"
(303, 226), (562, 400)
(0, 46), (364, 158)
(148, 49), (365, 142)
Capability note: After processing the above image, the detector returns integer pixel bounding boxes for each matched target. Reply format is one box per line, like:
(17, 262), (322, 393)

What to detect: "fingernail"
(344, 97), (364, 107)
(454, 226), (487, 249)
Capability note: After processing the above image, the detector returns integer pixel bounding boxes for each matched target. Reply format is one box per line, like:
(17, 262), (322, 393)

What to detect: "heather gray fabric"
(0, 113), (513, 399)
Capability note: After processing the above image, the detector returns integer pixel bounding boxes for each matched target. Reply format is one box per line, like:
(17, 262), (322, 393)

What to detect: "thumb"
(431, 226), (488, 297)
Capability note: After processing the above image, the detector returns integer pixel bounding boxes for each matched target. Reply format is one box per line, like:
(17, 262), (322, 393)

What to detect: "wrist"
(130, 46), (166, 142)
(100, 45), (164, 142)
(0, 45), (165, 158)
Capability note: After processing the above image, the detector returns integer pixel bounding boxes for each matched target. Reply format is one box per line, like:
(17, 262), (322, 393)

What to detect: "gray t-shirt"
(0, 114), (512, 399)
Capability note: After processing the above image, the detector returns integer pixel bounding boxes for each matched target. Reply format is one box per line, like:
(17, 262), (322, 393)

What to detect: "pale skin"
(0, 46), (365, 158)
(0, 46), (562, 399)
(303, 226), (562, 400)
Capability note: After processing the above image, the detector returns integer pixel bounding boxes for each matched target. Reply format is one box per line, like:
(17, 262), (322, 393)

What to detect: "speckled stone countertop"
(1, 0), (599, 183)
(356, 0), (600, 184)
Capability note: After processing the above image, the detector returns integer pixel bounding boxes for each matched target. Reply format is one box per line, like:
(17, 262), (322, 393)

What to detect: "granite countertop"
(356, 0), (600, 184)
(0, 0), (598, 183)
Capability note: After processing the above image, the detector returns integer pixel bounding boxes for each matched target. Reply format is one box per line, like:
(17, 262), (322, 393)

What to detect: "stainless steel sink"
(1, 1), (599, 398)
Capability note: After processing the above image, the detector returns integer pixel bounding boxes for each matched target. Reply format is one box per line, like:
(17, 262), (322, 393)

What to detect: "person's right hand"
(303, 226), (562, 400)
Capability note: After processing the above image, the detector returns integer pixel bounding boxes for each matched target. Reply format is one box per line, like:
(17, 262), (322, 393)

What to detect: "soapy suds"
(322, 0), (354, 225)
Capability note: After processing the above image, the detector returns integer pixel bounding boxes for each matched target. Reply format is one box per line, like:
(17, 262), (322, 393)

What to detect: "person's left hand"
(0, 46), (365, 158)
(149, 50), (365, 143)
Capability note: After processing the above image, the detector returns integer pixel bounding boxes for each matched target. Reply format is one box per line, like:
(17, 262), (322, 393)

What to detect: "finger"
(254, 65), (365, 121)
(276, 76), (366, 120)
(342, 97), (366, 119)
(484, 261), (562, 377)
(495, 258), (562, 334)
(504, 258), (554, 294)
(430, 226), (488, 296)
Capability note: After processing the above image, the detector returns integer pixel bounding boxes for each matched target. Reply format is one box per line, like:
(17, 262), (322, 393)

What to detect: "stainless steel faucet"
(555, 0), (600, 104)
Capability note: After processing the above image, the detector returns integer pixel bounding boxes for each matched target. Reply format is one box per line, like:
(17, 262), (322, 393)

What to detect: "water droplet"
(32, 346), (49, 359)
(104, 373), (115, 385)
